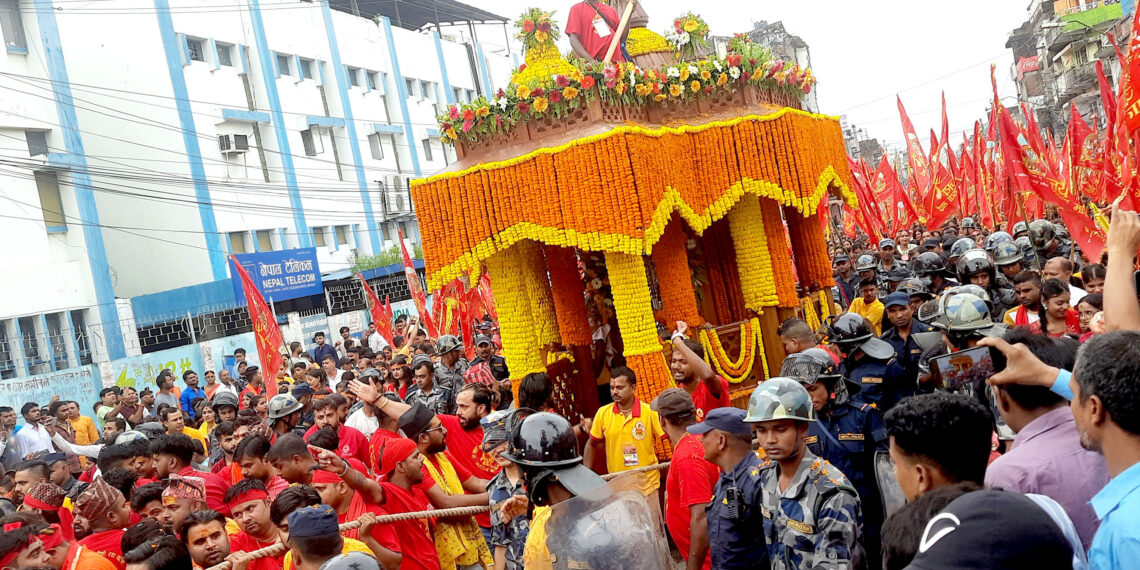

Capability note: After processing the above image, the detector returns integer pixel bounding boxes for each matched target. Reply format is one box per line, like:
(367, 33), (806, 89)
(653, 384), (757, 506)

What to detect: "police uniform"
(471, 354), (510, 382)
(839, 355), (911, 413)
(874, 259), (900, 298)
(434, 358), (470, 392)
(759, 451), (863, 570)
(986, 285), (1018, 318)
(880, 319), (933, 381)
(834, 272), (862, 309)
(928, 277), (959, 295)
(706, 451), (770, 569)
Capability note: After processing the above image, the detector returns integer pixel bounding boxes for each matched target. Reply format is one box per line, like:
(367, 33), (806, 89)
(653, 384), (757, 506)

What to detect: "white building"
(0, 0), (516, 377)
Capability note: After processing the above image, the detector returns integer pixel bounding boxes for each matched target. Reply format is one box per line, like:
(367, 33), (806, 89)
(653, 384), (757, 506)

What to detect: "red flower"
(497, 88), (506, 98)
(704, 86), (712, 93)
(496, 115), (503, 127)
(727, 54), (742, 67)
(803, 83), (812, 94)
(448, 106), (460, 120)
(518, 63), (527, 72)
(531, 87), (545, 97)
(462, 119), (473, 133)
(523, 19), (535, 32)
(538, 21), (551, 33)
(517, 100), (531, 113)
(581, 76), (596, 89)
(555, 75), (570, 87)
(652, 82), (661, 94)
(742, 71), (752, 81)
(549, 90), (563, 103)
(462, 109), (476, 121)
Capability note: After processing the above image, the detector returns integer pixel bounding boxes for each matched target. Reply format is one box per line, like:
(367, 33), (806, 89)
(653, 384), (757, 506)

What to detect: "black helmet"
(503, 412), (581, 468)
(948, 238), (977, 260)
(983, 231), (1013, 253)
(912, 251), (949, 278)
(827, 313), (895, 360)
(897, 278), (934, 300)
(887, 265), (911, 283)
(961, 217), (976, 230)
(955, 249), (996, 284)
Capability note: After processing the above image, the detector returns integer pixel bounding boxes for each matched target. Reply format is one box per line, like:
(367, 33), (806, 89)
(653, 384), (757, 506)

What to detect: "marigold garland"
(412, 110), (855, 290)
(699, 319), (757, 383)
(486, 249), (545, 386)
(818, 290), (833, 322)
(784, 204), (836, 292)
(801, 296), (821, 334)
(543, 245), (593, 346)
(758, 197), (799, 308)
(650, 219), (703, 328)
(727, 195), (779, 312)
(518, 241), (561, 347)
(626, 27), (674, 57)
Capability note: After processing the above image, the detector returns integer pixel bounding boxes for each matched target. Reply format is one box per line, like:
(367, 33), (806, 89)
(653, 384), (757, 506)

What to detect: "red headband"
(37, 525), (66, 551)
(226, 489), (268, 508)
(310, 470), (343, 485)
(21, 495), (55, 511)
(21, 498), (75, 542)
(0, 530), (38, 569)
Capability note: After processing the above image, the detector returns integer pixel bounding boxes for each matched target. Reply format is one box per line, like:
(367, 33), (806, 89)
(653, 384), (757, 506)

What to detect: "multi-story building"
(1006, 0), (1124, 137)
(0, 0), (514, 378)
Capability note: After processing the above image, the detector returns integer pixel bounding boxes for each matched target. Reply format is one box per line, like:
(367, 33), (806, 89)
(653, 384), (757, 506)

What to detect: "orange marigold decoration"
(758, 198), (798, 308)
(699, 318), (760, 383)
(726, 195), (778, 312)
(650, 218), (703, 328)
(517, 241), (561, 347)
(784, 205), (835, 292)
(543, 245), (593, 346)
(606, 252), (674, 402)
(486, 248), (545, 390)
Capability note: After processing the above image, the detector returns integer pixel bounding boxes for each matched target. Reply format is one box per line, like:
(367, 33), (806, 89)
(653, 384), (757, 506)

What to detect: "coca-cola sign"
(1017, 56), (1041, 80)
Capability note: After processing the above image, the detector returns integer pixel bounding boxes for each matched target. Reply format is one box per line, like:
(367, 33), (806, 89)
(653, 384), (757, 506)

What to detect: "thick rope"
(204, 462), (670, 570)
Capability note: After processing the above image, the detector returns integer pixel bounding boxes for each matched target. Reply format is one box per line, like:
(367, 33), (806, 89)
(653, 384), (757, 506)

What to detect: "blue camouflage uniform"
(759, 451), (864, 570)
(839, 354), (911, 413)
(706, 451), (770, 569)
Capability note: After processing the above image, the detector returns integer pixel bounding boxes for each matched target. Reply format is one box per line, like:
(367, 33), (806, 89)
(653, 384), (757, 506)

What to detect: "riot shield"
(875, 450), (906, 517)
(542, 470), (672, 570)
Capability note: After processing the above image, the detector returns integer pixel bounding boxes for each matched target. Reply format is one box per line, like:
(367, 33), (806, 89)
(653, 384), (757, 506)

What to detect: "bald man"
(1042, 257), (1086, 305)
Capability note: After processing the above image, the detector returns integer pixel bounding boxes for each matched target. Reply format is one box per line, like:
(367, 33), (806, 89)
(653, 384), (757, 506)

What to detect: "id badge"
(593, 16), (611, 38)
(622, 443), (639, 467)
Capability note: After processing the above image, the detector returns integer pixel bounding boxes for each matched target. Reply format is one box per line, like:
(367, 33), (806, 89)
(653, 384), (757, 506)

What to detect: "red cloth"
(304, 423), (370, 467)
(1029, 308), (1082, 338)
(78, 530), (125, 570)
(379, 482), (440, 570)
(690, 376), (731, 423)
(177, 466), (232, 514)
(565, 1), (625, 62)
(665, 434), (718, 569)
(229, 531), (285, 570)
(210, 457), (229, 476)
(438, 414), (499, 527)
(239, 384), (265, 409)
(340, 492), (402, 554)
(265, 476), (289, 500)
(368, 428), (402, 474)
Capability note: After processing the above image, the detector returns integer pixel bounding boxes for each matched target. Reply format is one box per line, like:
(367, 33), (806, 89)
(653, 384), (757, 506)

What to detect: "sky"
(465, 0), (1030, 154)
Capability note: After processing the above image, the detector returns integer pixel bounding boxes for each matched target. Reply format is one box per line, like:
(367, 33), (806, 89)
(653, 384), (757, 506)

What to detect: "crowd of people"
(1, 206), (1140, 570)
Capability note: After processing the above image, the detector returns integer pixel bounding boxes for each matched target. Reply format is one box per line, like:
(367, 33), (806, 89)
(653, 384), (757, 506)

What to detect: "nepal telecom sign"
(231, 247), (323, 303)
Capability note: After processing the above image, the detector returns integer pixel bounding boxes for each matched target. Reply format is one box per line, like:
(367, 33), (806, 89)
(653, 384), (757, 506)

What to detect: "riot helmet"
(1028, 220), (1056, 251)
(948, 238), (977, 260)
(992, 242), (1024, 267)
(1011, 221), (1029, 238)
(855, 254), (877, 272)
(743, 377), (817, 423)
(267, 394), (303, 420)
(983, 231), (1013, 253)
(912, 251), (950, 279)
(827, 313), (895, 360)
(960, 217), (976, 230)
(504, 412), (606, 507)
(897, 278), (934, 301)
(780, 348), (842, 387)
(887, 265), (911, 284)
(956, 249), (996, 286)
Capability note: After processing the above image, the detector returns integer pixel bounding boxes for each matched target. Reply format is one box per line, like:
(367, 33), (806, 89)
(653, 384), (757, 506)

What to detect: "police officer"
(1011, 221), (1029, 240)
(946, 237), (976, 269)
(916, 289), (1005, 385)
(992, 241), (1025, 282)
(470, 334), (512, 409)
(1014, 235), (1041, 269)
(828, 313), (911, 412)
(781, 349), (886, 569)
(745, 378), (864, 570)
(982, 231), (1013, 256)
(874, 238), (901, 285)
(687, 407), (770, 569)
(1028, 219), (1075, 263)
(267, 393), (305, 437)
(854, 254), (878, 284)
(880, 291), (933, 383)
(955, 249), (1017, 317)
(896, 278), (934, 314)
(832, 254), (862, 310)
(884, 266), (911, 294)
(911, 251), (958, 295)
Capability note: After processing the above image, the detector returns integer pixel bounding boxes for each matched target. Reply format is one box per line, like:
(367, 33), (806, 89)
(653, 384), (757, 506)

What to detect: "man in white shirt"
(320, 354), (344, 386)
(366, 323), (389, 354)
(214, 370), (239, 398)
(1043, 257), (1086, 305)
(12, 403), (55, 459)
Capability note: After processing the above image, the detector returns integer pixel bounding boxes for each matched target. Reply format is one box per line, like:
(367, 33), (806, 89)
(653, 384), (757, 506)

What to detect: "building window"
(276, 53), (292, 77)
(421, 138), (433, 161)
(299, 58), (314, 80)
(334, 225), (349, 246)
(187, 37), (206, 62)
(228, 231), (247, 253)
(422, 80), (435, 102)
(0, 0), (27, 52)
(216, 42), (234, 67)
(466, 89), (476, 103)
(368, 133), (385, 160)
(70, 310), (91, 365)
(452, 87), (462, 103)
(405, 78), (417, 97)
(35, 171), (66, 230)
(300, 128), (324, 156)
(346, 66), (360, 87)
(256, 229), (273, 251)
(25, 130), (48, 156)
(366, 71), (379, 91)
(312, 227), (327, 247)
(18, 316), (39, 362)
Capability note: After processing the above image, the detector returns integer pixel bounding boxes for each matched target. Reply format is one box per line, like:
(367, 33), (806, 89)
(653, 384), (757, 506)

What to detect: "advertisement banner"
(231, 247), (323, 303)
(108, 345), (204, 389)
(202, 332), (260, 379)
(0, 365), (101, 418)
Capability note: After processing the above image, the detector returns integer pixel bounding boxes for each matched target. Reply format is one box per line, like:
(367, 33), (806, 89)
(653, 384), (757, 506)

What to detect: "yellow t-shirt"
(182, 426), (209, 455)
(522, 506), (553, 570)
(848, 298), (885, 336)
(588, 399), (665, 489)
(283, 537), (372, 570)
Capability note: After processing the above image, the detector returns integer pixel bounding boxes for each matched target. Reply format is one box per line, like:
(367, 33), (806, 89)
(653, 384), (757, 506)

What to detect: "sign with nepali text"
(0, 365), (101, 418)
(231, 248), (323, 303)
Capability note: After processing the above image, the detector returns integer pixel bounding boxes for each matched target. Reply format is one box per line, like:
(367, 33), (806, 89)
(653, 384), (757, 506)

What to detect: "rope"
(203, 462), (670, 570)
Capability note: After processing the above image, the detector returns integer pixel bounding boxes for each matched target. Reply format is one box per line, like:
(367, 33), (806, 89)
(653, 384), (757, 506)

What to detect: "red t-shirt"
(565, 2), (625, 62)
(177, 466), (233, 514)
(229, 532), (285, 570)
(368, 428), (402, 474)
(1029, 308), (1083, 338)
(380, 482), (441, 570)
(690, 376), (731, 423)
(304, 423), (371, 467)
(665, 433), (718, 569)
(341, 492), (402, 554)
(79, 530), (125, 570)
(438, 414), (499, 527)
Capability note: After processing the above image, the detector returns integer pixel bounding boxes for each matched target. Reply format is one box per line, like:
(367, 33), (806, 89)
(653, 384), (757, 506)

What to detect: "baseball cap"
(686, 407), (751, 436)
(287, 505), (341, 538)
(291, 383), (314, 398)
(879, 238), (896, 249)
(884, 292), (910, 309)
(834, 253), (850, 264)
(923, 238), (941, 250)
(410, 354), (434, 371)
(474, 335), (493, 346)
(651, 388), (695, 417)
(904, 490), (1073, 569)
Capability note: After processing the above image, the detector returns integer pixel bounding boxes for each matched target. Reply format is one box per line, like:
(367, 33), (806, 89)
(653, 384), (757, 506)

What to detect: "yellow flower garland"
(801, 296), (821, 333)
(727, 195), (779, 312)
(626, 27), (673, 56)
(818, 290), (833, 322)
(519, 241), (561, 346)
(486, 249), (545, 383)
(699, 318), (768, 383)
(607, 252), (674, 401)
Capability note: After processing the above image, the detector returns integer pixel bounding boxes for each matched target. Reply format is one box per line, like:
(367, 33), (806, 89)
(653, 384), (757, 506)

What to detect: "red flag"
(926, 157), (960, 229)
(231, 256), (284, 382)
(358, 274), (394, 348)
(1098, 61), (1117, 129)
(898, 96), (932, 203)
(398, 228), (436, 338)
(1123, 5), (1140, 131)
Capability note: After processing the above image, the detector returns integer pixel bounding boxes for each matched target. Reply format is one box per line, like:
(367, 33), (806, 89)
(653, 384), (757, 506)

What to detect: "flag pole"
(1015, 192), (1042, 271)
(602, 0), (635, 64)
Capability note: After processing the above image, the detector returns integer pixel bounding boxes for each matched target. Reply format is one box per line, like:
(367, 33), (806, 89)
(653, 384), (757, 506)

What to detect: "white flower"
(729, 67), (740, 79)
(713, 59), (723, 72)
(679, 32), (691, 45)
(667, 66), (680, 78)
(497, 97), (509, 110)
(687, 64), (699, 75)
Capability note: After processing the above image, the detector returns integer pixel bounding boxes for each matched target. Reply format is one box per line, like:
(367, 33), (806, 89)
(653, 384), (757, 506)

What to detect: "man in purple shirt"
(986, 330), (1109, 549)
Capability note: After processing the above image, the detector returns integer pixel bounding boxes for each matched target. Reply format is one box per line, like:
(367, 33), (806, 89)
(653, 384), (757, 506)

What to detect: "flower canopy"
(411, 108), (856, 289)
